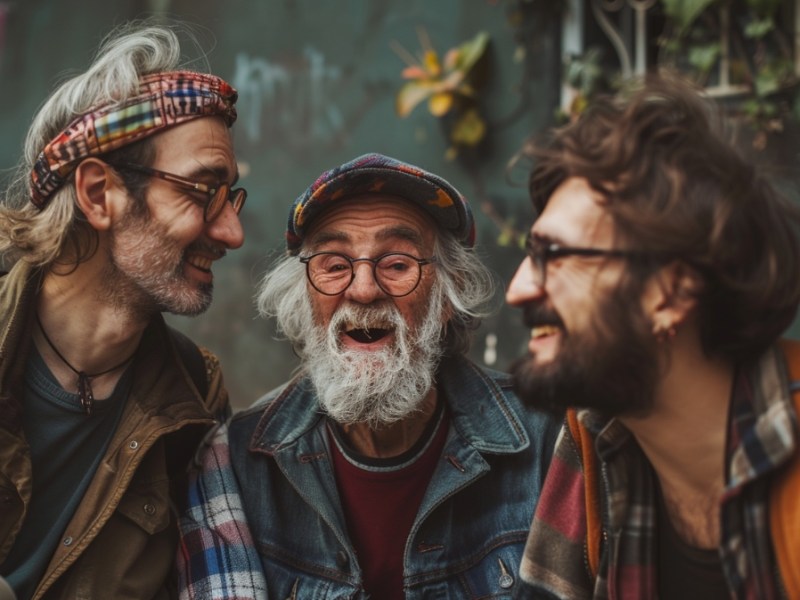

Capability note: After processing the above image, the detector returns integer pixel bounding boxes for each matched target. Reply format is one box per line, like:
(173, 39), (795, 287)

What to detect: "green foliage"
(744, 17), (774, 39)
(564, 48), (606, 97)
(563, 0), (799, 145)
(661, 0), (716, 34)
(687, 42), (720, 73)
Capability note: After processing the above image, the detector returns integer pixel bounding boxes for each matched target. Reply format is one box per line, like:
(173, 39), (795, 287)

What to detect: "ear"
(641, 261), (703, 334)
(73, 158), (126, 231)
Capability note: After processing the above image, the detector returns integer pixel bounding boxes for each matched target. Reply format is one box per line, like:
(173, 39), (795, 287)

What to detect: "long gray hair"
(256, 232), (498, 357)
(0, 21), (203, 267)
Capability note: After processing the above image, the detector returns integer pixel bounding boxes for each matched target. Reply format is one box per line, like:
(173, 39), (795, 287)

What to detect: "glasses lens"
(527, 241), (546, 287)
(205, 185), (246, 222)
(231, 188), (247, 214)
(204, 184), (229, 222)
(307, 253), (353, 295)
(375, 254), (420, 296)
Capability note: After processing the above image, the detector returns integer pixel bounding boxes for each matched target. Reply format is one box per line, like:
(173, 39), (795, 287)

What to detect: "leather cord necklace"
(34, 313), (136, 415)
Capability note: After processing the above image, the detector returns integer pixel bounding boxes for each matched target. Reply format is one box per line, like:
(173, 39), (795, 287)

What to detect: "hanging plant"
(393, 29), (491, 158)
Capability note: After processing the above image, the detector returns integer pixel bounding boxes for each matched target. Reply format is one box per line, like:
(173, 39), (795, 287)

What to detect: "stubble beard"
(102, 209), (213, 318)
(302, 284), (446, 428)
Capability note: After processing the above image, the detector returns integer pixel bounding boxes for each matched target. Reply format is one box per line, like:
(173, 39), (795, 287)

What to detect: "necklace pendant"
(77, 372), (94, 416)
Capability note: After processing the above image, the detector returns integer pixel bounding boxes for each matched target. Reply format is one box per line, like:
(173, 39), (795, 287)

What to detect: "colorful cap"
(286, 153), (475, 252)
(30, 70), (238, 208)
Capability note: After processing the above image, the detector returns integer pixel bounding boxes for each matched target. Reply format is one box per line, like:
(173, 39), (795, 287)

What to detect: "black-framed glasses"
(525, 235), (646, 287)
(299, 252), (436, 297)
(112, 161), (246, 223)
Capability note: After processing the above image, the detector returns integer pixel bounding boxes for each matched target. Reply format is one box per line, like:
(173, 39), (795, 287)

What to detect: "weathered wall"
(1, 0), (562, 408)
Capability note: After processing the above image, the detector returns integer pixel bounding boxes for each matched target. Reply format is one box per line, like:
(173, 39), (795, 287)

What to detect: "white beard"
(302, 289), (445, 428)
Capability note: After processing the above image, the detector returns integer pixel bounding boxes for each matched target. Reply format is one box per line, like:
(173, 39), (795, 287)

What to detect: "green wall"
(2, 0), (561, 408)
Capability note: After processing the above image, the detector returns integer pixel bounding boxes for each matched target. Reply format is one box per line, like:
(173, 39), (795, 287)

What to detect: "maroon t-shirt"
(328, 405), (449, 600)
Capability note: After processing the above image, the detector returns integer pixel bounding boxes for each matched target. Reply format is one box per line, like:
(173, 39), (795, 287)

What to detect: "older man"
(506, 78), (800, 598)
(178, 153), (560, 599)
(0, 23), (244, 599)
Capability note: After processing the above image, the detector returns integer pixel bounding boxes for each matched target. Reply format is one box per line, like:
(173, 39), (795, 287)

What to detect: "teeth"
(188, 256), (213, 271)
(531, 325), (560, 339)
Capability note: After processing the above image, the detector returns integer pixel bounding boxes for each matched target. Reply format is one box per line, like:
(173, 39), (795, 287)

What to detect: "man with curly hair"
(507, 77), (800, 598)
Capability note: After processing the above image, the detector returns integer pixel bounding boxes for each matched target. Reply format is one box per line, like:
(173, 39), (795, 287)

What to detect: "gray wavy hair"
(0, 21), (205, 267)
(256, 232), (498, 357)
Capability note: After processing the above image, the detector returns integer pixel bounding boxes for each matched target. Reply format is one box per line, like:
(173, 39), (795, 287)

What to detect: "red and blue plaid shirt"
(516, 343), (798, 599)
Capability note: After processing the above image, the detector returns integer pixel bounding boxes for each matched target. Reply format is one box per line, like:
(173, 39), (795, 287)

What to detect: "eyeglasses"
(299, 252), (436, 297)
(525, 235), (645, 287)
(111, 161), (246, 222)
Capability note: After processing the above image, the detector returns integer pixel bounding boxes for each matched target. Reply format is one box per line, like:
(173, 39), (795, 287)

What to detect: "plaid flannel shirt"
(177, 424), (266, 600)
(516, 343), (798, 599)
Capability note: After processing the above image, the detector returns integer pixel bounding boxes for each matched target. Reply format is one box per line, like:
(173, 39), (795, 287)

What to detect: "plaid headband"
(30, 70), (238, 208)
(287, 153), (476, 252)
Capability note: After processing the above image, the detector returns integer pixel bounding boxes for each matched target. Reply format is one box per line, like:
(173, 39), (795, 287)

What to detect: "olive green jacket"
(0, 261), (230, 599)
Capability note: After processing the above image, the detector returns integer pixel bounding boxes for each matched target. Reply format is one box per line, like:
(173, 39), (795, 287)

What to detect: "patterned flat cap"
(286, 153), (475, 252)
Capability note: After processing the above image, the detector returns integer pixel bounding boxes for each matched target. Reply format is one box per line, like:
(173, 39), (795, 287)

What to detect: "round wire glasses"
(299, 252), (435, 297)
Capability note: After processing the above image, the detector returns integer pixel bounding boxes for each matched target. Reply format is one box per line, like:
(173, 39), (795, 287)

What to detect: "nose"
(344, 261), (385, 304)
(506, 257), (545, 306)
(206, 201), (244, 249)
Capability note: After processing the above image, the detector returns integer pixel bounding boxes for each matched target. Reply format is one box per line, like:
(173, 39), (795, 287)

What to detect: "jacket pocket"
(116, 477), (171, 535)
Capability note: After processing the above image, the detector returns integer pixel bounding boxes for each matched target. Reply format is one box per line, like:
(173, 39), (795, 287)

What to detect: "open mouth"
(531, 324), (561, 339)
(345, 327), (392, 344)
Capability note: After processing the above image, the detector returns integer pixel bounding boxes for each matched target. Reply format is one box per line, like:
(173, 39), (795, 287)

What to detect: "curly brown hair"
(519, 74), (800, 363)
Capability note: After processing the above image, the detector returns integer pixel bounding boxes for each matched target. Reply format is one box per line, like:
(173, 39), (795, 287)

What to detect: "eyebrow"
(376, 225), (425, 246)
(308, 225), (427, 251)
(186, 163), (239, 187)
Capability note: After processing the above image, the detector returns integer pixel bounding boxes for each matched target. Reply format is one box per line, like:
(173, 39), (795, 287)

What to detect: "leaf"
(443, 47), (461, 71)
(451, 31), (490, 74)
(449, 109), (486, 146)
(744, 17), (774, 39)
(401, 65), (431, 80)
(396, 81), (437, 117)
(428, 92), (454, 117)
(423, 50), (442, 78)
(662, 0), (716, 34)
(441, 69), (469, 94)
(497, 228), (512, 247)
(754, 69), (781, 97)
(687, 42), (721, 73)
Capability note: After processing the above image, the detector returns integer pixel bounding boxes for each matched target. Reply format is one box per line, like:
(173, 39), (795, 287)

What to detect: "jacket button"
(129, 440), (139, 450)
(335, 551), (348, 568)
(143, 503), (156, 516)
(498, 558), (514, 589)
(63, 536), (73, 546)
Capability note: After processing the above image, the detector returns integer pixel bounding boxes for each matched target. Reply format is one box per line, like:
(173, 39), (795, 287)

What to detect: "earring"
(653, 320), (677, 343)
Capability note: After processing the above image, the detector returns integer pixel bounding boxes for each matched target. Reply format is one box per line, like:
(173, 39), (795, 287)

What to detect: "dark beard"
(510, 290), (660, 419)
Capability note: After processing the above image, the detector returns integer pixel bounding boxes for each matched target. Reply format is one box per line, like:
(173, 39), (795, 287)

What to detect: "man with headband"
(0, 23), (244, 599)
(177, 154), (560, 599)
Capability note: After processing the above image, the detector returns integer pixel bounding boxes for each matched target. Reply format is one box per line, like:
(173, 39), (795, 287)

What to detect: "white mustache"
(329, 303), (402, 334)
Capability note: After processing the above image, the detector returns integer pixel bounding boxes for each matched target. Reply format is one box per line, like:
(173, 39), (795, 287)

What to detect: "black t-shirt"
(1, 347), (131, 599)
(656, 484), (730, 599)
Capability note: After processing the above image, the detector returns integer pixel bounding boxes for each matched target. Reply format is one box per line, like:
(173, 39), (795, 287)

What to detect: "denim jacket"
(178, 355), (560, 599)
